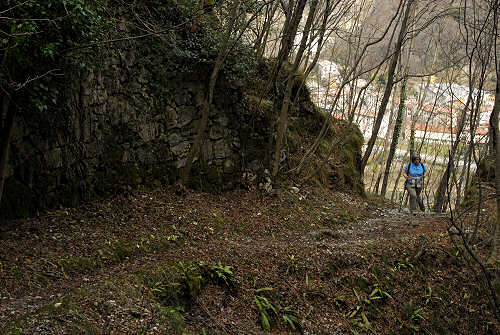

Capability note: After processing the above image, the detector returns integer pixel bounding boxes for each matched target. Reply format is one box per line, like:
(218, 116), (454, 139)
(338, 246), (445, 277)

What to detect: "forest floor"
(0, 184), (498, 334)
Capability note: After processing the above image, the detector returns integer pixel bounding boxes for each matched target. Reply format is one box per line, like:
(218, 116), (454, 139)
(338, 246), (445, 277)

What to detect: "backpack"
(404, 162), (425, 187)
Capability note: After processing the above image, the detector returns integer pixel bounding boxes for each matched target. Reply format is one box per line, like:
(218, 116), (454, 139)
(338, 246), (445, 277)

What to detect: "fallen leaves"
(0, 186), (497, 334)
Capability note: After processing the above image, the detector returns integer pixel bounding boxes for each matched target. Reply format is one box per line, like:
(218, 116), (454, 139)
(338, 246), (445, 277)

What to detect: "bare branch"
(12, 69), (62, 91)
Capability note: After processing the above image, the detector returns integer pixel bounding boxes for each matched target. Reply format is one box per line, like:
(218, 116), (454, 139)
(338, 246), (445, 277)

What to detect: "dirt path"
(0, 187), (495, 334)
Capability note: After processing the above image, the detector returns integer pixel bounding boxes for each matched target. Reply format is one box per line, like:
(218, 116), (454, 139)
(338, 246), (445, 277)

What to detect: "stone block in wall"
(138, 123), (158, 142)
(166, 106), (178, 128)
(122, 149), (131, 162)
(232, 138), (241, 149)
(85, 141), (102, 158)
(171, 141), (190, 156)
(136, 147), (156, 165)
(201, 141), (213, 162)
(174, 90), (191, 106)
(90, 115), (105, 141)
(214, 115), (229, 127)
(176, 158), (187, 169)
(168, 132), (183, 146)
(182, 123), (197, 137)
(154, 142), (174, 162)
(213, 140), (230, 160)
(109, 98), (132, 126)
(223, 159), (234, 174)
(209, 124), (225, 140)
(177, 106), (197, 128)
(248, 159), (263, 173)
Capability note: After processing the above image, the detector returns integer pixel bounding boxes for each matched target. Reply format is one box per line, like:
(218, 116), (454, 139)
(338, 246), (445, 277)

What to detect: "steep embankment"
(1, 185), (497, 334)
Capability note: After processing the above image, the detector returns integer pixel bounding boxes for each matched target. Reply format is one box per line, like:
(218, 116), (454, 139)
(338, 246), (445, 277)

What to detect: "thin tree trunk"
(490, 76), (500, 154)
(459, 86), (483, 209)
(391, 151), (409, 202)
(360, 0), (414, 175)
(489, 0), (499, 155)
(381, 77), (407, 197)
(272, 0), (318, 178)
(294, 1), (404, 175)
(273, 0), (307, 83)
(0, 95), (13, 205)
(433, 97), (470, 212)
(255, 1), (279, 61)
(292, 0), (336, 106)
(180, 0), (241, 186)
(490, 0), (500, 261)
(492, 125), (500, 262)
(491, 74), (500, 262)
(369, 164), (377, 192)
(374, 172), (382, 195)
(264, 0), (307, 167)
(408, 118), (415, 158)
(456, 144), (472, 208)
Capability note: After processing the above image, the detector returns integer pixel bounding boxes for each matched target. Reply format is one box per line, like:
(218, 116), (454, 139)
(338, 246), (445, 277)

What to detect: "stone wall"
(1, 11), (364, 220)
(1, 46), (250, 219)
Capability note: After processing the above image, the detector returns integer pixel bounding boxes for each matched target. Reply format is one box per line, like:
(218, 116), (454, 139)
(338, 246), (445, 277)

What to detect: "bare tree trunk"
(488, 0), (499, 262)
(492, 124), (500, 262)
(381, 77), (407, 197)
(294, 1), (404, 175)
(433, 93), (472, 212)
(264, 0), (307, 168)
(458, 84), (483, 209)
(0, 95), (13, 205)
(489, 0), (499, 155)
(408, 118), (415, 158)
(369, 164), (377, 192)
(292, 0), (338, 106)
(360, 0), (414, 175)
(410, 76), (431, 158)
(180, 1), (241, 186)
(456, 144), (472, 208)
(374, 172), (382, 195)
(272, 0), (318, 178)
(273, 0), (308, 83)
(491, 69), (500, 262)
(255, 1), (279, 61)
(391, 151), (409, 202)
(490, 75), (500, 154)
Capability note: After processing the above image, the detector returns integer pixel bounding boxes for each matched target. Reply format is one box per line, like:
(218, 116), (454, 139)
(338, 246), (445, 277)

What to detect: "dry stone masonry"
(2, 48), (250, 219)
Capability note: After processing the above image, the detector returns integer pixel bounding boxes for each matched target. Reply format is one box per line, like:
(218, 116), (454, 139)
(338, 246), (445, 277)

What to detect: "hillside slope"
(1, 185), (497, 334)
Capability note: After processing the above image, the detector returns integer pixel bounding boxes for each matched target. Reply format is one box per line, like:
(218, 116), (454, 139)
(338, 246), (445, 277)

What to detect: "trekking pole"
(399, 181), (407, 211)
(422, 176), (426, 212)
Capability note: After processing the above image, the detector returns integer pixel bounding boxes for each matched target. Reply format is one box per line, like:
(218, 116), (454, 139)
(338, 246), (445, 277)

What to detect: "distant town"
(308, 59), (493, 147)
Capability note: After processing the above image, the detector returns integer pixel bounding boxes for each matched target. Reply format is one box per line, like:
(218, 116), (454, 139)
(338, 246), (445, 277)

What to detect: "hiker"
(402, 154), (427, 215)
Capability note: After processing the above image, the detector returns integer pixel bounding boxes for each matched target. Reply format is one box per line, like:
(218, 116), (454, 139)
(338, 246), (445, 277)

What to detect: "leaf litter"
(0, 185), (498, 334)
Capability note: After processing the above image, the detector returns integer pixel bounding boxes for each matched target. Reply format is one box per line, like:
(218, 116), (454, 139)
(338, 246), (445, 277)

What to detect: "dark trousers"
(406, 183), (425, 212)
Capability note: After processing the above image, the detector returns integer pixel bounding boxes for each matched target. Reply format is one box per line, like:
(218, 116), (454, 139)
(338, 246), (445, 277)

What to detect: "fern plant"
(206, 262), (235, 287)
(254, 291), (277, 332)
(282, 306), (301, 331)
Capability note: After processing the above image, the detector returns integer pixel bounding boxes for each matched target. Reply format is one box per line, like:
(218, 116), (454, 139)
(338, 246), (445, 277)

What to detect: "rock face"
(0, 4), (364, 220)
(2, 48), (250, 219)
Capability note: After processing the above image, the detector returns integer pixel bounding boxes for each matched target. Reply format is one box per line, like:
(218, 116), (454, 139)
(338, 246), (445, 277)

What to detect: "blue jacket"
(404, 162), (426, 185)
